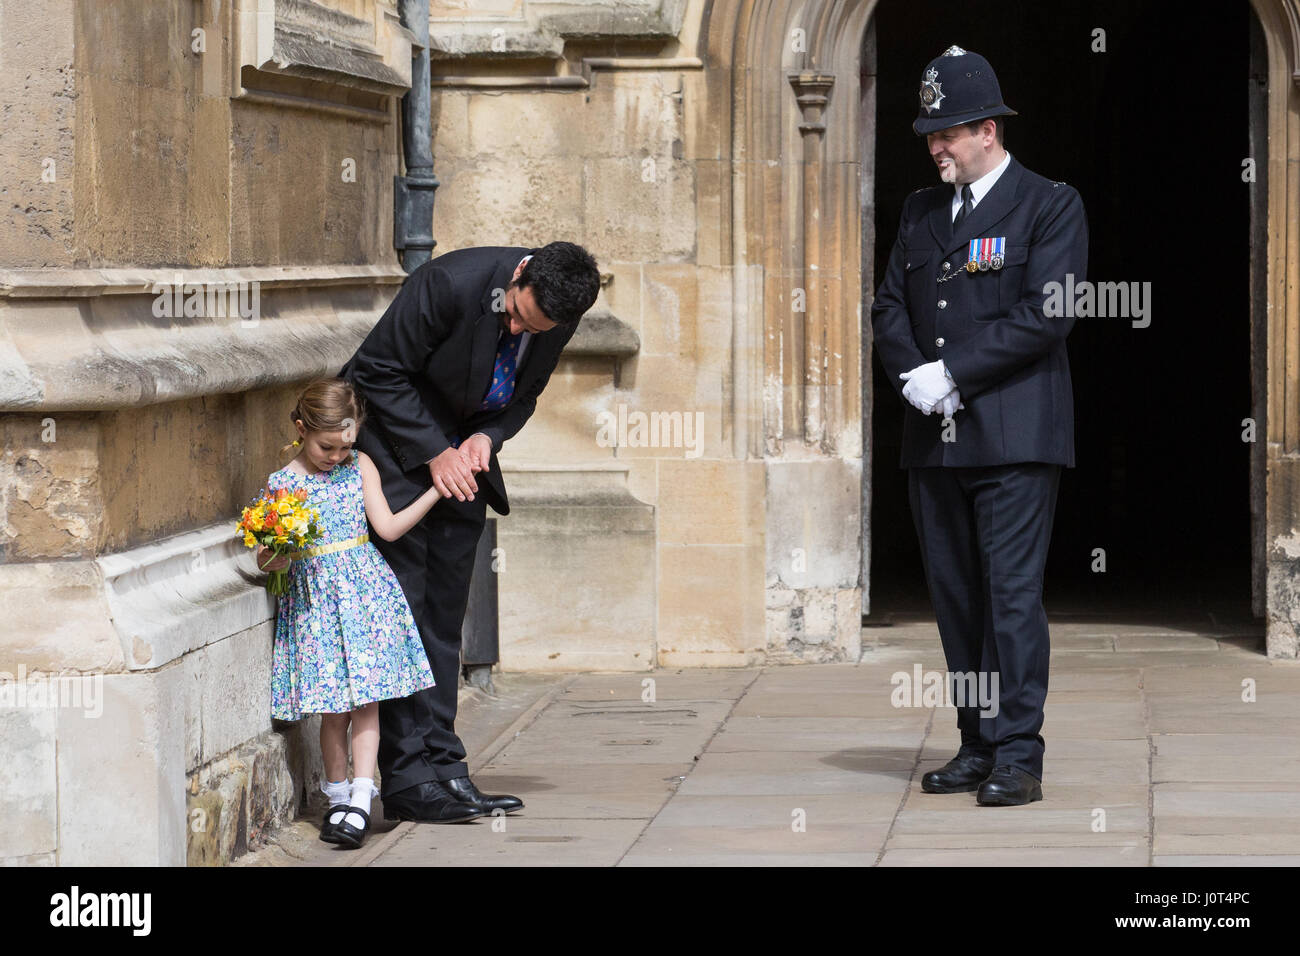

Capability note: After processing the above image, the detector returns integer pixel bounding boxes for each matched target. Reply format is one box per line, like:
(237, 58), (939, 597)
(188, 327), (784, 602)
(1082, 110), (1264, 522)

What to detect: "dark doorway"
(865, 0), (1254, 622)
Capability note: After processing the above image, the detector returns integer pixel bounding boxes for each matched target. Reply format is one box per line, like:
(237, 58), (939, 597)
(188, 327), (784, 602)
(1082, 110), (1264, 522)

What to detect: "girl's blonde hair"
(279, 378), (367, 458)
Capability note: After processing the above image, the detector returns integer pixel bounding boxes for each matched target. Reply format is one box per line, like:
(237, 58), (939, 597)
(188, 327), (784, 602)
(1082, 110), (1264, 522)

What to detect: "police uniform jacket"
(872, 156), (1088, 468)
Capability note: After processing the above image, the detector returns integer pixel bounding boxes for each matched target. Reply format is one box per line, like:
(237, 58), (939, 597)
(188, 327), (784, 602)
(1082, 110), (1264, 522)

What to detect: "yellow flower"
(243, 531), (256, 547)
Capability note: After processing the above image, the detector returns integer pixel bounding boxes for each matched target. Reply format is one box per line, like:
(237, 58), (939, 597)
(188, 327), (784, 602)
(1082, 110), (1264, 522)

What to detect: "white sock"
(322, 779), (351, 825)
(345, 776), (377, 830)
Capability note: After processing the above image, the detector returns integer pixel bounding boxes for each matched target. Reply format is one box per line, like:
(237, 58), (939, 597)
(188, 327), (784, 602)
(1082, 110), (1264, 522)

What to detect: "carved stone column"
(788, 71), (836, 447)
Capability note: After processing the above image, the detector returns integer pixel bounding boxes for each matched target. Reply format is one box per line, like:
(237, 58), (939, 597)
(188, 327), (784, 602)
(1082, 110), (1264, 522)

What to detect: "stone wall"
(0, 0), (416, 865)
(426, 0), (861, 666)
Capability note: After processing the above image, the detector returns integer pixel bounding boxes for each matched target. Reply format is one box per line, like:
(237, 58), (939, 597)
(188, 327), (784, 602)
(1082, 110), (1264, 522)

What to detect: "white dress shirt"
(951, 150), (1012, 221)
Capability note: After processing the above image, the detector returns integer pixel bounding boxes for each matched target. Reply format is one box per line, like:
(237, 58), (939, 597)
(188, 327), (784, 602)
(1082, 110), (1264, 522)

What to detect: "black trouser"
(369, 493), (488, 797)
(908, 462), (1061, 780)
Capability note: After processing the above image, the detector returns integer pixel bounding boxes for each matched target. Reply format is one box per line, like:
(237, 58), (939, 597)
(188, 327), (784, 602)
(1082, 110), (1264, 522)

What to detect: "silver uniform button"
(937, 299), (947, 309)
(936, 337), (945, 347)
(941, 261), (950, 270)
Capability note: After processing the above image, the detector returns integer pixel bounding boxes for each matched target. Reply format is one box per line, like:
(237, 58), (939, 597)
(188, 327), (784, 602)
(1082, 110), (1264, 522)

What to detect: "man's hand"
(429, 446), (478, 501)
(939, 388), (965, 420)
(462, 433), (493, 473)
(900, 360), (955, 413)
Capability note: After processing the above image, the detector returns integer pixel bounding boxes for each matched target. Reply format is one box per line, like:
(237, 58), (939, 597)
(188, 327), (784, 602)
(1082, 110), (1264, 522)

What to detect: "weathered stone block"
(657, 459), (762, 547)
(765, 458), (861, 590)
(583, 156), (695, 261)
(499, 356), (619, 463)
(497, 468), (655, 671)
(199, 625), (276, 765)
(0, 413), (102, 560)
(433, 155), (585, 252)
(658, 541), (765, 664)
(0, 704), (57, 861)
(56, 666), (187, 866)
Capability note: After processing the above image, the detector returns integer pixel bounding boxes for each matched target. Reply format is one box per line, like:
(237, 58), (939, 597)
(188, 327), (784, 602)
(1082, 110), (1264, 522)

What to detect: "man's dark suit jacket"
(338, 245), (578, 515)
(871, 156), (1089, 468)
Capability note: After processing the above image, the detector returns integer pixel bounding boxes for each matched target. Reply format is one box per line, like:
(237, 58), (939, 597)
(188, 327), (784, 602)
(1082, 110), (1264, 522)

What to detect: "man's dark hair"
(964, 116), (1005, 146)
(515, 241), (600, 326)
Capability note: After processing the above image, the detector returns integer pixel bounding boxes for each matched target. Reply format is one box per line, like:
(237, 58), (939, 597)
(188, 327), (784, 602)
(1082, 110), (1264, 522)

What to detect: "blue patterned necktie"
(478, 330), (524, 412)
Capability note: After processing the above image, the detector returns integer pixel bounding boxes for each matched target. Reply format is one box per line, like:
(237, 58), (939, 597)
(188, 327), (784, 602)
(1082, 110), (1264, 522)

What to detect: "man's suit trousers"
(368, 493), (488, 796)
(908, 462), (1060, 779)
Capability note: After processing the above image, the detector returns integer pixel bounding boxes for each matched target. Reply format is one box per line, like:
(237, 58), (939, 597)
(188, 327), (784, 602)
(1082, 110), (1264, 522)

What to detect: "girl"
(257, 378), (445, 850)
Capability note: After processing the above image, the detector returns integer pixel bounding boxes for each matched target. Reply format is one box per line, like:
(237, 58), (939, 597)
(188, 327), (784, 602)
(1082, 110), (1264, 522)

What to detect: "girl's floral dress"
(267, 449), (434, 719)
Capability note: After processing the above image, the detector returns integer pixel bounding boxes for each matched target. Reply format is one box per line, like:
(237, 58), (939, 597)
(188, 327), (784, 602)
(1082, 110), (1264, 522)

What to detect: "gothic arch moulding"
(708, 0), (1300, 656)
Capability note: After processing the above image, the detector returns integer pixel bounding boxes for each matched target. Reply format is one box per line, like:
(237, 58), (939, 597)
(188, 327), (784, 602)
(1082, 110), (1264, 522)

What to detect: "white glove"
(900, 360), (954, 412)
(939, 388), (965, 419)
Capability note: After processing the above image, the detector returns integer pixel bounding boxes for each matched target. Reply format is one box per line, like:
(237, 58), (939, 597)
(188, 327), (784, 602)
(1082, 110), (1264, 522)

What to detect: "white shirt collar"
(953, 150), (1012, 212)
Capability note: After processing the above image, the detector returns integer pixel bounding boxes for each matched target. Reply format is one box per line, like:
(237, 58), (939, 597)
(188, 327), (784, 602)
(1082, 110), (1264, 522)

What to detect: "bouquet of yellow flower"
(237, 487), (322, 596)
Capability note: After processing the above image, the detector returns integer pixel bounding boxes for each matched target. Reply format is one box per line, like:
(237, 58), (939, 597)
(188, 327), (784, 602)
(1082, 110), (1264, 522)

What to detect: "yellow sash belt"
(286, 533), (370, 610)
(291, 532), (369, 560)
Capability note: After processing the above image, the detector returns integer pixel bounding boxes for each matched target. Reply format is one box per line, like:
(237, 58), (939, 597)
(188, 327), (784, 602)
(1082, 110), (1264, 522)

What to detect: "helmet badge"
(919, 66), (945, 114)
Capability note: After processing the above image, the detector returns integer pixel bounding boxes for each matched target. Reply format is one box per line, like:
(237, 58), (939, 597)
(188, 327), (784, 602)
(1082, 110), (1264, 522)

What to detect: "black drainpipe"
(393, 0), (500, 690)
(394, 0), (438, 272)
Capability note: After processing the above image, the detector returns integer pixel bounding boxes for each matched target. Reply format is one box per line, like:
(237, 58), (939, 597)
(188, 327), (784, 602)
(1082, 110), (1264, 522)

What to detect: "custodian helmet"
(914, 45), (1018, 136)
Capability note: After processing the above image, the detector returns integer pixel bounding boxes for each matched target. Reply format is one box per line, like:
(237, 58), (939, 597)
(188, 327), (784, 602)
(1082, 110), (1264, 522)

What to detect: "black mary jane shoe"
(318, 803), (351, 844)
(330, 807), (371, 849)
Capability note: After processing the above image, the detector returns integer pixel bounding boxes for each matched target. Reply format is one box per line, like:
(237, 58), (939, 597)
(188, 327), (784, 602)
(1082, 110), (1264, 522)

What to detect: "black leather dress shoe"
(976, 765), (1044, 806)
(921, 752), (994, 793)
(445, 776), (524, 814)
(381, 780), (486, 823)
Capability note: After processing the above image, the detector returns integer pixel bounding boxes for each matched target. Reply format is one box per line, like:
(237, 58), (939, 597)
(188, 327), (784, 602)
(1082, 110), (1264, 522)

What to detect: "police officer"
(872, 46), (1088, 805)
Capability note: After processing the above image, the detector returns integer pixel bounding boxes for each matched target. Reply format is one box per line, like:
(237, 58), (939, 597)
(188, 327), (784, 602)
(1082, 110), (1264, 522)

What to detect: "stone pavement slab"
(371, 817), (651, 867)
(244, 614), (1299, 867)
(1152, 855), (1300, 866)
(878, 846), (1149, 866)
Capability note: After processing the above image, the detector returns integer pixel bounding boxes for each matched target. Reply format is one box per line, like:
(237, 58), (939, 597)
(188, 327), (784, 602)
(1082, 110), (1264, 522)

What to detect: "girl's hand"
(256, 545), (290, 572)
(462, 433), (493, 473)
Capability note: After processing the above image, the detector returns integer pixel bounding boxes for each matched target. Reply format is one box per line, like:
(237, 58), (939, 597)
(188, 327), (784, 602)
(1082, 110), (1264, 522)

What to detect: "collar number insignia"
(920, 67), (945, 113)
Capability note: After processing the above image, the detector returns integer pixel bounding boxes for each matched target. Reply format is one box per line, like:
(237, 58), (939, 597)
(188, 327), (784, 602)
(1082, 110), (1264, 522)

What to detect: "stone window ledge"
(429, 0), (688, 58)
(97, 523), (275, 672)
(563, 308), (640, 357)
(0, 266), (405, 412)
(234, 0), (417, 117)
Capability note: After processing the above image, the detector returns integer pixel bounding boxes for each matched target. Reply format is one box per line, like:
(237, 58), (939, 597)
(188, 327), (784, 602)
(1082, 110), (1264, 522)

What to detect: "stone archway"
(704, 0), (1300, 658)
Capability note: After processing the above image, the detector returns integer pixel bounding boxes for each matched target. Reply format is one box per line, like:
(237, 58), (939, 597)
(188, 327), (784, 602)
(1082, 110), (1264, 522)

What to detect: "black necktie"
(953, 184), (974, 229)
